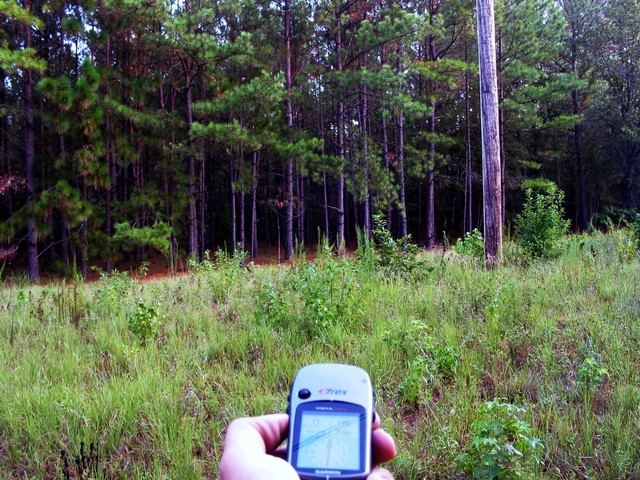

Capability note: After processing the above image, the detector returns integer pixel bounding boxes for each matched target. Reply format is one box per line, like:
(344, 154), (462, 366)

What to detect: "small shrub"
(93, 269), (133, 312)
(256, 253), (363, 339)
(515, 185), (570, 259)
(399, 356), (433, 405)
(616, 231), (638, 262)
(577, 357), (608, 390)
(633, 214), (640, 245)
(128, 299), (161, 346)
(454, 228), (484, 258)
(355, 227), (377, 275)
(398, 332), (459, 405)
(370, 214), (423, 277)
(189, 246), (248, 303)
(255, 282), (292, 329)
(433, 345), (458, 380)
(295, 259), (361, 338)
(457, 400), (544, 479)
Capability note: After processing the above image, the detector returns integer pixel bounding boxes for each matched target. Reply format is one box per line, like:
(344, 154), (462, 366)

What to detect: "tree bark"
(426, 33), (437, 249)
(251, 151), (258, 259)
(396, 50), (408, 239)
(336, 9), (346, 256)
(185, 0), (198, 259)
(284, 0), (294, 259)
(571, 28), (588, 231)
(24, 1), (39, 283)
(297, 168), (305, 246)
(240, 191), (245, 252)
(396, 109), (407, 239)
(497, 32), (506, 228)
(361, 82), (371, 238)
(231, 173), (237, 254)
(381, 110), (392, 229)
(105, 31), (114, 273)
(426, 97), (436, 249)
(464, 41), (473, 234)
(186, 70), (198, 258)
(477, 0), (503, 267)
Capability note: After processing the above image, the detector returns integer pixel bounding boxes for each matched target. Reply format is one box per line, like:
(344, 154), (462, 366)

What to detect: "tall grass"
(1, 231), (639, 478)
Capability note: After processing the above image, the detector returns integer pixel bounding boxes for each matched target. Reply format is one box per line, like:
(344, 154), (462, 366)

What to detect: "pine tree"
(0, 0), (46, 282)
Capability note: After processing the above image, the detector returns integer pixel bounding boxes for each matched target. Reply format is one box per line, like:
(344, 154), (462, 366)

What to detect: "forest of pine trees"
(1, 0), (639, 281)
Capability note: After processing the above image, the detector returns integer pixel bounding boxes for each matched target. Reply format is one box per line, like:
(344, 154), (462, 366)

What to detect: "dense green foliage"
(455, 228), (485, 259)
(2, 0), (640, 280)
(515, 185), (571, 259)
(1, 231), (639, 478)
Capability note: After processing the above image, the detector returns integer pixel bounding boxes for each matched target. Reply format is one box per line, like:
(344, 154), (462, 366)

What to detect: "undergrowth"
(0, 230), (639, 478)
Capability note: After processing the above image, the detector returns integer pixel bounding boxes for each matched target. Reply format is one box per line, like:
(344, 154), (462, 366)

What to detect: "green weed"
(128, 299), (162, 346)
(515, 185), (571, 259)
(454, 228), (485, 258)
(457, 400), (544, 479)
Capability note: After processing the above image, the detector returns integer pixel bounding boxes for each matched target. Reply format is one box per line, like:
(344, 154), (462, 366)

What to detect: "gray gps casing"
(286, 363), (375, 480)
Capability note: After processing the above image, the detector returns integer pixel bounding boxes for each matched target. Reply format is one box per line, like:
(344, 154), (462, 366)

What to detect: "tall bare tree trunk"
(319, 97), (330, 239)
(297, 168), (305, 246)
(380, 45), (392, 229)
(464, 41), (473, 234)
(251, 151), (258, 259)
(105, 32), (114, 273)
(186, 71), (198, 258)
(396, 110), (407, 239)
(571, 29), (588, 231)
(464, 62), (473, 232)
(477, 0), (503, 267)
(426, 97), (436, 249)
(361, 83), (371, 238)
(24, 1), (39, 283)
(284, 0), (294, 259)
(199, 77), (206, 258)
(497, 33), (506, 227)
(425, 31), (437, 249)
(395, 48), (408, 240)
(336, 10), (346, 256)
(381, 110), (392, 229)
(240, 191), (245, 252)
(185, 0), (198, 259)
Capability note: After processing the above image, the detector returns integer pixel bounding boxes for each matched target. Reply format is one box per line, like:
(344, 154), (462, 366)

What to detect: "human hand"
(219, 413), (397, 480)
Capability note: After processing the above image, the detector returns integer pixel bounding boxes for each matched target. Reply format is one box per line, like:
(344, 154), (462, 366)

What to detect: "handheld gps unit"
(286, 363), (375, 480)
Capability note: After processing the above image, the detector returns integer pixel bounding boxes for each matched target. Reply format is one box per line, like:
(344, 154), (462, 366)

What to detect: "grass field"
(1, 230), (639, 479)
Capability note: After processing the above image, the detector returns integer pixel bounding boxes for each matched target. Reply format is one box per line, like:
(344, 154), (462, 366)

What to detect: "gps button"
(298, 389), (311, 399)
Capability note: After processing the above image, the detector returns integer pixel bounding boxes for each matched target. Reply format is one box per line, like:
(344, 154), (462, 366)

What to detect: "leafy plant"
(515, 185), (570, 259)
(577, 357), (608, 390)
(188, 246), (248, 303)
(294, 258), (361, 338)
(433, 345), (458, 380)
(370, 214), (423, 277)
(127, 299), (161, 346)
(255, 282), (292, 329)
(398, 331), (459, 404)
(633, 214), (640, 245)
(93, 269), (133, 312)
(615, 232), (638, 262)
(454, 228), (485, 258)
(399, 356), (433, 405)
(457, 400), (544, 479)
